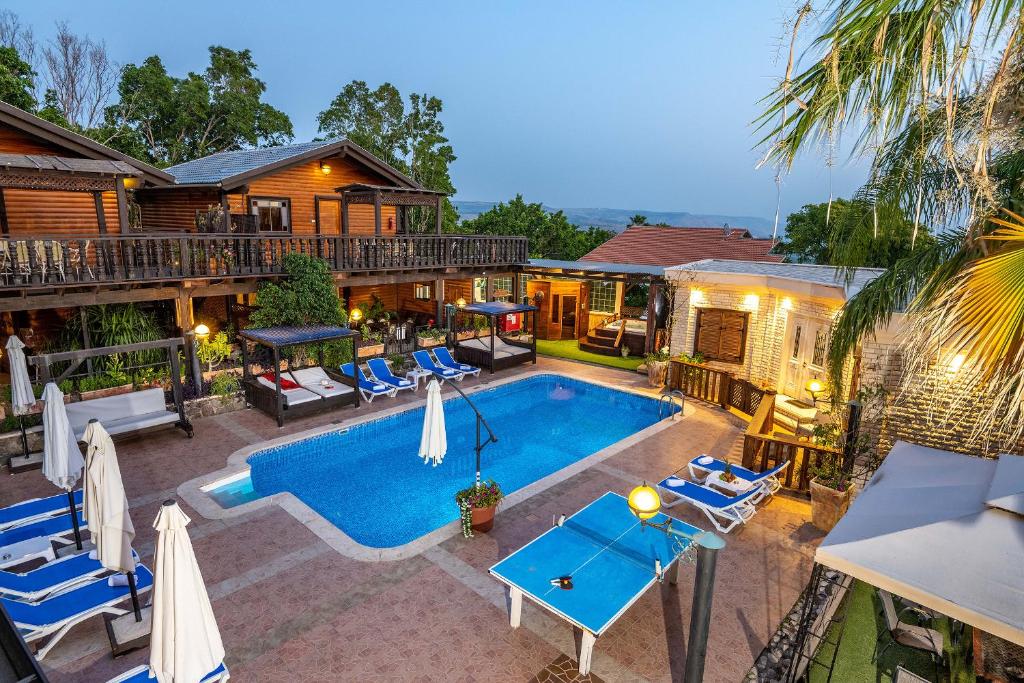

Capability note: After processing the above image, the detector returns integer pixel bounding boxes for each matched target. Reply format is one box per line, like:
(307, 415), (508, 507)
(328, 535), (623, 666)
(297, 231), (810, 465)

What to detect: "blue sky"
(9, 1), (868, 224)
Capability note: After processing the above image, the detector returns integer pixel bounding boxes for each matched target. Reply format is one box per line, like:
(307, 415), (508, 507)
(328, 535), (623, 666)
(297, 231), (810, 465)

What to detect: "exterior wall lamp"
(319, 161), (332, 175)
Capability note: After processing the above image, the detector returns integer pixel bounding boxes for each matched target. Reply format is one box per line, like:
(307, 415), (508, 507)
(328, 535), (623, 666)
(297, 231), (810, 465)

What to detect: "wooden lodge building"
(0, 102), (527, 349)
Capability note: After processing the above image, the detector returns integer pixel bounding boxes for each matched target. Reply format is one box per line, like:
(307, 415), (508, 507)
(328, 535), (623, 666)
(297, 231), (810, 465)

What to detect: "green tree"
(101, 47), (293, 167)
(460, 195), (613, 260)
(0, 45), (35, 110)
(778, 199), (929, 268)
(317, 81), (458, 231)
(757, 0), (1024, 444)
(629, 214), (648, 226)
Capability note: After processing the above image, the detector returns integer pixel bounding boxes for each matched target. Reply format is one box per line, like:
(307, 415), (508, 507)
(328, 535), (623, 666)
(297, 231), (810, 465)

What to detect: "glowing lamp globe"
(627, 484), (661, 520)
(806, 379), (824, 398)
(456, 297), (467, 308)
(349, 309), (363, 323)
(193, 323), (210, 340)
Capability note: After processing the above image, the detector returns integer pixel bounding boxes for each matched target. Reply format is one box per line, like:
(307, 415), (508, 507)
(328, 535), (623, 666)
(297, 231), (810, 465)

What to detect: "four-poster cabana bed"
(238, 325), (360, 427)
(453, 302), (538, 374)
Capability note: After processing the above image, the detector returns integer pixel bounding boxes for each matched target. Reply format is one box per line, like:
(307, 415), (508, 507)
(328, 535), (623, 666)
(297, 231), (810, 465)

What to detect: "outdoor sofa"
(65, 387), (192, 440)
(455, 335), (536, 373)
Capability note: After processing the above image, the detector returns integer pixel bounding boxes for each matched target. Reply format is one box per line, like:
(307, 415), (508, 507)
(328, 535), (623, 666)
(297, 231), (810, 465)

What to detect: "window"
(492, 276), (513, 302)
(473, 278), (488, 303)
(589, 281), (617, 314)
(693, 308), (749, 364)
(414, 284), (432, 301)
(551, 294), (560, 323)
(811, 328), (828, 367)
(791, 325), (802, 361)
(250, 197), (290, 233)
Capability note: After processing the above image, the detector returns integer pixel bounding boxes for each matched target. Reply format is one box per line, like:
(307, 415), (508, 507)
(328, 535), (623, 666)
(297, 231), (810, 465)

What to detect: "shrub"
(197, 331), (232, 372)
(209, 372), (240, 397)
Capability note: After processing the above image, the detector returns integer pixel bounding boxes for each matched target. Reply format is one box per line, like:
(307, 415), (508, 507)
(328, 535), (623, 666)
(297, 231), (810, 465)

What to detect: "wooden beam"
(0, 188), (8, 236)
(114, 178), (129, 233)
(0, 286), (181, 313)
(92, 191), (107, 234)
(187, 281), (260, 297)
(332, 268), (515, 288)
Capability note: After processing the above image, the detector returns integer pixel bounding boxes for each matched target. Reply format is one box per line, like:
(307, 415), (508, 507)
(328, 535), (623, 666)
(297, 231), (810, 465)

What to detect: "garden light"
(627, 483), (661, 520)
(806, 379), (824, 401)
(456, 297), (467, 308)
(193, 323), (210, 340)
(350, 308), (363, 323)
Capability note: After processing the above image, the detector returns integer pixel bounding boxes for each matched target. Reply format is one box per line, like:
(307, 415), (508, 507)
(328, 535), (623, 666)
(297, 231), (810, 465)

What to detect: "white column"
(509, 587), (523, 628)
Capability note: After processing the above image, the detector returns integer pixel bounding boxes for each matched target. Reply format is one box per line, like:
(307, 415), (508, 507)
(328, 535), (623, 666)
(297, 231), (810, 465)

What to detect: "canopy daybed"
(453, 302), (538, 374)
(238, 325), (360, 427)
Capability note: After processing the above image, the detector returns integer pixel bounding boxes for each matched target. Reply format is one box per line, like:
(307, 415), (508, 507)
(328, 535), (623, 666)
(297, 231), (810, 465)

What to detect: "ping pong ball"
(628, 484), (661, 520)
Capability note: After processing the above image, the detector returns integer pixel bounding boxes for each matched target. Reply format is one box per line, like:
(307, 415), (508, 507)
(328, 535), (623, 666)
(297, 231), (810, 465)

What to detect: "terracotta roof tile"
(581, 225), (782, 266)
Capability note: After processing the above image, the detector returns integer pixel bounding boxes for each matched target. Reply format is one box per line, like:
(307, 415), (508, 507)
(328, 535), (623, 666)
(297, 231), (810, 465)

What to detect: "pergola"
(454, 301), (538, 374)
(0, 153), (142, 235)
(337, 183), (447, 235)
(238, 325), (360, 427)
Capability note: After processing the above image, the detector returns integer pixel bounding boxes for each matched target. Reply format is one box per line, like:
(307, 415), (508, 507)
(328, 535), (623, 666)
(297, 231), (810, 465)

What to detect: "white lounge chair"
(0, 549), (140, 602)
(412, 351), (463, 383)
(365, 359), (417, 394)
(255, 374), (321, 407)
(287, 367), (355, 399)
(432, 347), (481, 378)
(0, 490), (82, 532)
(5, 564), (153, 659)
(656, 476), (760, 533)
(687, 455), (790, 504)
(340, 363), (397, 402)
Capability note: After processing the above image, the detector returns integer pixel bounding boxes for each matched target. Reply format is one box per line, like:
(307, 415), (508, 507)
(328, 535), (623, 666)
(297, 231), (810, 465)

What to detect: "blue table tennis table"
(489, 491), (704, 675)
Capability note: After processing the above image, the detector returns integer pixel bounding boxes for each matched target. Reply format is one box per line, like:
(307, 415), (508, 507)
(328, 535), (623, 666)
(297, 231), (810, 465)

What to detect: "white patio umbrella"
(419, 379), (447, 466)
(83, 420), (140, 619)
(151, 500), (224, 683)
(41, 382), (84, 549)
(6, 335), (35, 459)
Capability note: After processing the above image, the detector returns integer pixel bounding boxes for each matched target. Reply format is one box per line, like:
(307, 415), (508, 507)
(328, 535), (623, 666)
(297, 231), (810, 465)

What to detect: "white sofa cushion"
(255, 376), (321, 406)
(66, 388), (176, 438)
(288, 368), (354, 399)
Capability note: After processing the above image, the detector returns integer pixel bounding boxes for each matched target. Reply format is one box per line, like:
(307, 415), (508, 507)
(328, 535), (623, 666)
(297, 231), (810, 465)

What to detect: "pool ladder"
(659, 391), (685, 420)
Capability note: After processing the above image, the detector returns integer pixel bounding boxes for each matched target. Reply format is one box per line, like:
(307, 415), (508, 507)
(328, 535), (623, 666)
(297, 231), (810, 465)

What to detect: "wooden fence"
(667, 359), (766, 416)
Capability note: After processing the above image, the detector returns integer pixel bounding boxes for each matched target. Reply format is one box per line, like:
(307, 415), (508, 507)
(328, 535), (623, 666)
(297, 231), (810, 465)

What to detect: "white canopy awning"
(815, 441), (1024, 646)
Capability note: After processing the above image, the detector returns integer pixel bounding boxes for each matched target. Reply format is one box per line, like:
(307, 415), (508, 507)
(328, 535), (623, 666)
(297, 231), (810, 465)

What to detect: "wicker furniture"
(452, 302), (538, 374)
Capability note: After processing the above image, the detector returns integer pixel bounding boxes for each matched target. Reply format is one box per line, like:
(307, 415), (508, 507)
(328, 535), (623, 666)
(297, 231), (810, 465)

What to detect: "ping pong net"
(557, 517), (689, 579)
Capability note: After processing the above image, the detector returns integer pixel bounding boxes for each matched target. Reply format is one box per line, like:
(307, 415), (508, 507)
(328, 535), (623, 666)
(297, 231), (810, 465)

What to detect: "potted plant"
(644, 347), (671, 387)
(808, 424), (855, 532)
(357, 324), (385, 358)
(455, 479), (504, 536)
(417, 327), (445, 348)
(386, 353), (407, 373)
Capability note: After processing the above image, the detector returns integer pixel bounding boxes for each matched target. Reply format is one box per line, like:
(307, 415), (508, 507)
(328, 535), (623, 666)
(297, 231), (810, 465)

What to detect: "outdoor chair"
(287, 366), (355, 399)
(687, 455), (790, 504)
(340, 363), (397, 402)
(365, 358), (417, 394)
(412, 350), (464, 383)
(0, 511), (85, 555)
(0, 549), (140, 602)
(4, 563), (153, 659)
(874, 589), (944, 679)
(13, 241), (31, 281)
(254, 373), (321, 407)
(0, 490), (82, 532)
(432, 347), (481, 378)
(107, 662), (229, 683)
(655, 476), (760, 533)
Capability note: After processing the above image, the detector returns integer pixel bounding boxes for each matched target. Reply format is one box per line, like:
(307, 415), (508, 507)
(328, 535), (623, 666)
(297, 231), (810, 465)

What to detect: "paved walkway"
(1, 358), (822, 682)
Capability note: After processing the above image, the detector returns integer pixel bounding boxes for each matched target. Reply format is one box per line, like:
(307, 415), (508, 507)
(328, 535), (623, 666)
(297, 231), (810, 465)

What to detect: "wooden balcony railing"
(668, 359), (767, 415)
(0, 234), (529, 289)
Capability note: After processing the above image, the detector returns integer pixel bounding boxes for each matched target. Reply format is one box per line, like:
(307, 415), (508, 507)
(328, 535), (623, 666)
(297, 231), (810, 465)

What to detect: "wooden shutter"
(694, 308), (748, 363)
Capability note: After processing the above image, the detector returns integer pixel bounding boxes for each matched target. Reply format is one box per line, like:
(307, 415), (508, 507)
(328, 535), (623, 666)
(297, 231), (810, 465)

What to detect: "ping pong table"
(488, 491), (704, 675)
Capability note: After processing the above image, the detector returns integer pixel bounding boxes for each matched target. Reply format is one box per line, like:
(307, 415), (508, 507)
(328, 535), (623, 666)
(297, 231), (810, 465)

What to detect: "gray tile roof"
(165, 139), (345, 185)
(667, 259), (886, 298)
(528, 258), (666, 277)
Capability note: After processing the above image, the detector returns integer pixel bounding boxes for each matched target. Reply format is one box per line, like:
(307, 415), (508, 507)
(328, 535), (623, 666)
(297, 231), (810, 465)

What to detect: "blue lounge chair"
(412, 350), (463, 384)
(432, 347), (481, 378)
(687, 455), (790, 503)
(340, 363), (397, 403)
(655, 476), (760, 533)
(108, 662), (229, 683)
(0, 490), (82, 532)
(0, 510), (85, 550)
(5, 563), (153, 659)
(365, 358), (417, 395)
(0, 549), (139, 602)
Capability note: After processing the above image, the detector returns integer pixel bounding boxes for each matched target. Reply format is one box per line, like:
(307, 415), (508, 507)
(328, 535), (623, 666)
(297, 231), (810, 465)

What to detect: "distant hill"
(452, 200), (775, 237)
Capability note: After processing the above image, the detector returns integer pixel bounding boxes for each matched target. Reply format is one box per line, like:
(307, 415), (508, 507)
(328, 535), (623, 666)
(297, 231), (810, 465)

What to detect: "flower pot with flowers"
(455, 479), (504, 536)
(807, 424), (855, 532)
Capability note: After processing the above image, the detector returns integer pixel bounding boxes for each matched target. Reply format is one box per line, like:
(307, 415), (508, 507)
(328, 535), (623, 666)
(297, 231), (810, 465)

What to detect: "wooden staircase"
(579, 327), (622, 356)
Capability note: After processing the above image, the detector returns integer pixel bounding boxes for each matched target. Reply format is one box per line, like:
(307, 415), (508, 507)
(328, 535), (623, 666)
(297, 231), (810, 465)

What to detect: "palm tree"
(758, 0), (1024, 445)
(629, 214), (648, 226)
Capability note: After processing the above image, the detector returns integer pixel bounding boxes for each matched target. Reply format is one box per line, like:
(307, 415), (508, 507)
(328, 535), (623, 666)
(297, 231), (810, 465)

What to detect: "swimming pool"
(215, 374), (662, 548)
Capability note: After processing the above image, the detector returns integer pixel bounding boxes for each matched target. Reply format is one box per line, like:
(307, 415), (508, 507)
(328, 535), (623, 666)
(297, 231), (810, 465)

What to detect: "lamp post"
(806, 378), (825, 405)
(186, 324), (209, 395)
(627, 483), (725, 683)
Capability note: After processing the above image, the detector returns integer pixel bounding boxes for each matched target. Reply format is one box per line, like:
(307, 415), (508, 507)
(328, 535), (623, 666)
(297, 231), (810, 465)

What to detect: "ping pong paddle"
(549, 576), (573, 590)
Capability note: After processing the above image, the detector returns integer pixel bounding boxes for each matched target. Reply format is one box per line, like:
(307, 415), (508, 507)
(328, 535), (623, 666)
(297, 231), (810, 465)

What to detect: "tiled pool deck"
(5, 358), (822, 682)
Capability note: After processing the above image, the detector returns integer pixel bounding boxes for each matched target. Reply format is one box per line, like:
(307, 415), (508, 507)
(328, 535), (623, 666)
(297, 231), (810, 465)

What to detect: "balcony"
(0, 234), (529, 290)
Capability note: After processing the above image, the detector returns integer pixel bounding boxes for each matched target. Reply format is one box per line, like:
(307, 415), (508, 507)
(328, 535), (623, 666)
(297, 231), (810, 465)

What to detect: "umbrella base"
(7, 450), (42, 474)
(54, 540), (93, 559)
(105, 606), (152, 657)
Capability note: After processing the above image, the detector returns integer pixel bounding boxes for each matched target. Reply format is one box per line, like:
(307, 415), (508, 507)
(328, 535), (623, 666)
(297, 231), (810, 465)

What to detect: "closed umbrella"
(6, 336), (35, 459)
(151, 500), (224, 683)
(83, 420), (140, 620)
(418, 379), (447, 466)
(41, 382), (83, 550)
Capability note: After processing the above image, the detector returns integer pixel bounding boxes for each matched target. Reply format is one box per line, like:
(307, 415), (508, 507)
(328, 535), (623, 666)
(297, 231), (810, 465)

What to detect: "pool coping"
(178, 370), (693, 562)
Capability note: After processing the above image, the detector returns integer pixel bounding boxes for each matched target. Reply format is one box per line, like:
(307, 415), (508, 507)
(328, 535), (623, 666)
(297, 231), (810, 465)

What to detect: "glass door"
(560, 295), (577, 339)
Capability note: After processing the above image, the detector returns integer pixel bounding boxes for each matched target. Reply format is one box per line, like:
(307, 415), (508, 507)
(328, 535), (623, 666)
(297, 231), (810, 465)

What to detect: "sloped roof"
(666, 259), (885, 299)
(527, 258), (666, 277)
(581, 225), (782, 266)
(165, 139), (421, 190)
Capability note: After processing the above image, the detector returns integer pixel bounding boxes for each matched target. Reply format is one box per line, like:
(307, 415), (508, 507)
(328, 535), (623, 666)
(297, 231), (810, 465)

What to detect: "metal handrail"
(444, 380), (498, 487)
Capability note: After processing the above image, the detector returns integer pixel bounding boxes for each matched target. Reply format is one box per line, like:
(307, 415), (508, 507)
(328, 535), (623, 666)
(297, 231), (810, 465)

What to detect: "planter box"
(809, 479), (855, 532)
(357, 343), (385, 358)
(456, 331), (477, 341)
(79, 384), (134, 402)
(417, 338), (444, 349)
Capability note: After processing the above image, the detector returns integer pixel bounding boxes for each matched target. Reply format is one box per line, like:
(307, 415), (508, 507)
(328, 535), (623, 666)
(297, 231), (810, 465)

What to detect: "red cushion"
(261, 372), (300, 390)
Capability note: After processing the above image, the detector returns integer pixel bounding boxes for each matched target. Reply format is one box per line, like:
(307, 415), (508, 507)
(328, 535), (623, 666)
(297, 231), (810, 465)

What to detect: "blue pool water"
(241, 374), (662, 548)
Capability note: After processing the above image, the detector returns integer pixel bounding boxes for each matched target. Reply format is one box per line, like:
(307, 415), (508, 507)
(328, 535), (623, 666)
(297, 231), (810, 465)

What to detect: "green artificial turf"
(808, 580), (972, 683)
(536, 338), (645, 371)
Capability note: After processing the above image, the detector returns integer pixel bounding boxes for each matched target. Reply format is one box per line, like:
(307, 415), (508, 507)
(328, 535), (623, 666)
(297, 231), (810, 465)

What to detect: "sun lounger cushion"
(660, 477), (759, 508)
(260, 372), (300, 390)
(0, 490), (82, 530)
(458, 337), (514, 358)
(66, 388), (180, 440)
(255, 376), (320, 406)
(288, 367), (354, 399)
(0, 511), (86, 548)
